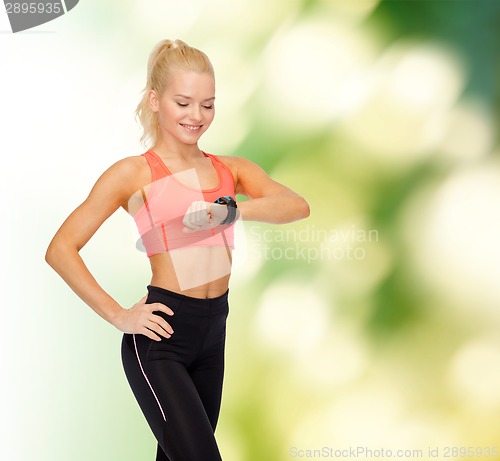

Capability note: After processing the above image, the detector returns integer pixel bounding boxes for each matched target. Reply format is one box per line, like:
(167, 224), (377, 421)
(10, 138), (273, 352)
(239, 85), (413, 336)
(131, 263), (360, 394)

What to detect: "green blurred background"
(1, 0), (499, 460)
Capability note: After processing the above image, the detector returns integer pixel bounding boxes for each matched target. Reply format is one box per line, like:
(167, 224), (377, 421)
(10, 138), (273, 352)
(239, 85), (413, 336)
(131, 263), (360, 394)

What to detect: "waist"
(146, 284), (229, 307)
(149, 247), (231, 297)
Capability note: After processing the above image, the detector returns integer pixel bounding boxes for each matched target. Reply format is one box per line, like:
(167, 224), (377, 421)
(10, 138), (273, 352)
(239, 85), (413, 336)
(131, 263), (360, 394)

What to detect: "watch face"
(215, 196), (236, 207)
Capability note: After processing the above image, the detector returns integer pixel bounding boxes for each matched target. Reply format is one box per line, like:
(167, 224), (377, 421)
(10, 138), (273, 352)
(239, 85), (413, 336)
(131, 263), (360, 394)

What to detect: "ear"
(148, 90), (160, 112)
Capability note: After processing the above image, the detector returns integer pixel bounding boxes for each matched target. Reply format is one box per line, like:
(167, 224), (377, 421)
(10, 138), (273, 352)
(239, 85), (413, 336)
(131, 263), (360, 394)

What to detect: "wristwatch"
(214, 196), (237, 225)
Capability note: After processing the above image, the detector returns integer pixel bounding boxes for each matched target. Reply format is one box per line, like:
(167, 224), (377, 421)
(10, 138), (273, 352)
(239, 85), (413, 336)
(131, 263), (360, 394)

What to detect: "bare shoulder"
(80, 154), (152, 213)
(99, 154), (150, 190)
(107, 154), (148, 178)
(216, 155), (266, 176)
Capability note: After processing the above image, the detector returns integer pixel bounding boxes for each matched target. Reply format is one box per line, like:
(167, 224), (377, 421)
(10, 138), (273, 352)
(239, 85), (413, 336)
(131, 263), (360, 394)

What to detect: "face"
(150, 69), (215, 146)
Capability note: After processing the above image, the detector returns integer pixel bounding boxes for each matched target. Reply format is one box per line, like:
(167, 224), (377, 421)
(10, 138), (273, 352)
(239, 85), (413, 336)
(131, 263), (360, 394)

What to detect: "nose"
(189, 105), (202, 122)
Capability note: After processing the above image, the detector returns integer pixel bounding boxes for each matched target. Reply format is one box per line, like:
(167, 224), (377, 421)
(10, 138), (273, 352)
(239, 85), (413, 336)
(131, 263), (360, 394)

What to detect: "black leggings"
(121, 285), (229, 461)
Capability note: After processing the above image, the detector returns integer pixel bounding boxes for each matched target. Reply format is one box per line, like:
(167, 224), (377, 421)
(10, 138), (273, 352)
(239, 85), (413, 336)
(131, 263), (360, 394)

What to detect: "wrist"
(108, 306), (126, 329)
(214, 196), (237, 225)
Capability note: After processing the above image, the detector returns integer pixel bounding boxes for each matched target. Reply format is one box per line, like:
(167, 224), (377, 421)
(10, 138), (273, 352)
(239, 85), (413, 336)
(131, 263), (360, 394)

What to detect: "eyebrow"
(174, 94), (215, 101)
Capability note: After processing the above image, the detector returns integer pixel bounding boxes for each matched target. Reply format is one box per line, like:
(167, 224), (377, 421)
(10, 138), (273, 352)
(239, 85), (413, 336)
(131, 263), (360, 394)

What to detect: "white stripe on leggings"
(133, 334), (167, 422)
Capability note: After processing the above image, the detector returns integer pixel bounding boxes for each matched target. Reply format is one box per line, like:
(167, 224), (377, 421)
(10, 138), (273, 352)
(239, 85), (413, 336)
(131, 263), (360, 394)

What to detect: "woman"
(45, 39), (309, 461)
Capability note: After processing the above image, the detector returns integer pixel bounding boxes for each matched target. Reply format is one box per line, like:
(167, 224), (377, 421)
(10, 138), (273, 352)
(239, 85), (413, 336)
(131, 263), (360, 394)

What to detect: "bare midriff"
(149, 246), (232, 299)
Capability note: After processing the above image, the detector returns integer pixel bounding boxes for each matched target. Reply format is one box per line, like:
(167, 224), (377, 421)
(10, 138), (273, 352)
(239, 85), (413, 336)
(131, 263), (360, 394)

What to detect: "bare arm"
(226, 156), (310, 223)
(45, 157), (173, 340)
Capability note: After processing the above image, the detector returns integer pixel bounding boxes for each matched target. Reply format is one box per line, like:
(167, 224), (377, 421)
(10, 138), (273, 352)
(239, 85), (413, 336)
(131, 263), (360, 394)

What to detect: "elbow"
(284, 194), (310, 222)
(45, 238), (72, 270)
(301, 199), (310, 219)
(296, 196), (310, 220)
(45, 241), (58, 269)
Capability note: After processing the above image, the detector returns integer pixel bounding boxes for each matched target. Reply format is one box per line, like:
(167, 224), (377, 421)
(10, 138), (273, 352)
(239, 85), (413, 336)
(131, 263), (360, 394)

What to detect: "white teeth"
(182, 124), (201, 132)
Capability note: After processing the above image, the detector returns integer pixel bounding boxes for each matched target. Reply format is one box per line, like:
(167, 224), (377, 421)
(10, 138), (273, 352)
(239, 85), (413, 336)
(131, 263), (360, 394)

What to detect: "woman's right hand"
(113, 295), (174, 341)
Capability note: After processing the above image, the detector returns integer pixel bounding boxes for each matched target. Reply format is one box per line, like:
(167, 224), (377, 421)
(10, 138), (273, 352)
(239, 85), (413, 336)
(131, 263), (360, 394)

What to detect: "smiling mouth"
(180, 124), (202, 132)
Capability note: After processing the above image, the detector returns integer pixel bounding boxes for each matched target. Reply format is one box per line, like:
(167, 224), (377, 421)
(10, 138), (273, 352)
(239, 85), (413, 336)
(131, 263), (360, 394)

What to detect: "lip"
(180, 123), (203, 132)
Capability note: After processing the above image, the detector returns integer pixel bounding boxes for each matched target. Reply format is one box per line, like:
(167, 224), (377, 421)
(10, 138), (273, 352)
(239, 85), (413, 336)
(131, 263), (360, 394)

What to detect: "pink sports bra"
(133, 150), (236, 257)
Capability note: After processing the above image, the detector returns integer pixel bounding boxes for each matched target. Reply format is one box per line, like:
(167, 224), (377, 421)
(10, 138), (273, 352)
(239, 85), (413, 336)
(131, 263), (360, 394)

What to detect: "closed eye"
(202, 104), (214, 110)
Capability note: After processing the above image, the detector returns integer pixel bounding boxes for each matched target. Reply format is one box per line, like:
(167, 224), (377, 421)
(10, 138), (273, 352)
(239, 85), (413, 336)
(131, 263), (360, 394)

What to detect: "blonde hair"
(135, 39), (215, 148)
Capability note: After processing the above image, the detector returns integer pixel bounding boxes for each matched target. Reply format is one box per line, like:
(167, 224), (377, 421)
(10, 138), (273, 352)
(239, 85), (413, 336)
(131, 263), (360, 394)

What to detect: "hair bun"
(165, 40), (179, 49)
(164, 39), (189, 50)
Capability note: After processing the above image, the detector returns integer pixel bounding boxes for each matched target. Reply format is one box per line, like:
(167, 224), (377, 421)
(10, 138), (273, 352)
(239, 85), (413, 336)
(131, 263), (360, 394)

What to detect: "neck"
(151, 138), (203, 161)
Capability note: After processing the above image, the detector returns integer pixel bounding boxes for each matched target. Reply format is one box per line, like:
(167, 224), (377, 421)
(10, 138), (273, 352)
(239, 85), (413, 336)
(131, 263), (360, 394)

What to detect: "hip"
(124, 285), (230, 365)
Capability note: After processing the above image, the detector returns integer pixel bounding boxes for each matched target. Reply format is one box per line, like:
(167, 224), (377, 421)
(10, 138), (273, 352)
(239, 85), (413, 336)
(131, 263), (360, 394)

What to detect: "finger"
(152, 317), (174, 335)
(143, 327), (162, 341)
(194, 201), (210, 224)
(202, 202), (211, 224)
(152, 302), (174, 316)
(184, 209), (202, 229)
(149, 310), (174, 334)
(183, 201), (211, 229)
(147, 319), (172, 338)
(182, 202), (197, 227)
(182, 216), (196, 229)
(194, 201), (211, 227)
(182, 214), (192, 229)
(192, 201), (203, 223)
